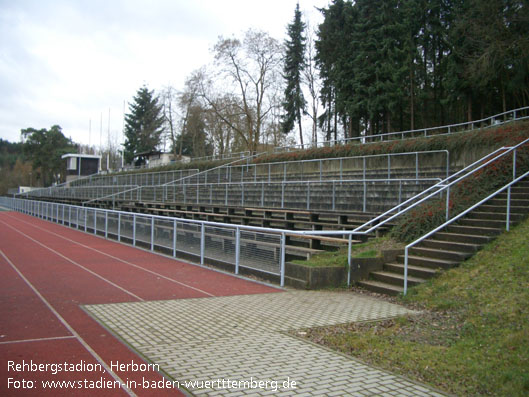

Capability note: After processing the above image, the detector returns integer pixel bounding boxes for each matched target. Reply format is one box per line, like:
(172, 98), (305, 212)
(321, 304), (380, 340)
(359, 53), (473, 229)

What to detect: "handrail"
(294, 145), (516, 236)
(83, 151), (268, 205)
(8, 137), (528, 292)
(276, 106), (529, 152)
(218, 150), (450, 183)
(403, 170), (529, 295)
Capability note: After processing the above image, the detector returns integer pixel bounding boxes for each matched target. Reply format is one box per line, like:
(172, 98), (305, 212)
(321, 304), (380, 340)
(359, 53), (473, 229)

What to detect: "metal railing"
(276, 106), (529, 152)
(21, 169), (200, 199)
(402, 170), (529, 295)
(109, 177), (441, 213)
(4, 140), (526, 292)
(211, 150), (449, 184)
(0, 198), (287, 285)
(190, 151), (251, 163)
(82, 150), (449, 207)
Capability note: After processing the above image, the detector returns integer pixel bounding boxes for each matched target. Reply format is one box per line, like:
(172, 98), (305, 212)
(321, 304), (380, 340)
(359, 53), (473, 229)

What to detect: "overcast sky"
(0, 0), (328, 147)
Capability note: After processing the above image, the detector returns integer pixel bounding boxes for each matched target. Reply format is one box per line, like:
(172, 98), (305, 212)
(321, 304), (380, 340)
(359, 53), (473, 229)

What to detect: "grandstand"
(6, 106), (529, 294)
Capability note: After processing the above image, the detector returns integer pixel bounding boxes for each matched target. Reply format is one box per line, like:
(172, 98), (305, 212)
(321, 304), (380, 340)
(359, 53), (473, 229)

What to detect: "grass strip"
(302, 217), (529, 396)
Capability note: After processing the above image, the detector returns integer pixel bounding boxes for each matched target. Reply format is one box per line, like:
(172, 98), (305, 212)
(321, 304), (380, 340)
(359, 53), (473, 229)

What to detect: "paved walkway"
(85, 291), (447, 396)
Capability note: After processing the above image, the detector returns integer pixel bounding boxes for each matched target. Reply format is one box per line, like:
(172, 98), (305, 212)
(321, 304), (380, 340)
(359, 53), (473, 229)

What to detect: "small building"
(133, 151), (182, 168)
(62, 153), (101, 182)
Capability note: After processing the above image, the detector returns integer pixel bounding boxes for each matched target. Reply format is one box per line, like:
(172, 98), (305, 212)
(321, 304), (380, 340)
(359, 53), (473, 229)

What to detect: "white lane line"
(0, 335), (76, 345)
(8, 213), (216, 298)
(0, 249), (136, 397)
(0, 220), (144, 302)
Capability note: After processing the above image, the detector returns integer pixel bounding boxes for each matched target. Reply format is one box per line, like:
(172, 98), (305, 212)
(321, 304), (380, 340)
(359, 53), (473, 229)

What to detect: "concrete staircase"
(358, 180), (529, 295)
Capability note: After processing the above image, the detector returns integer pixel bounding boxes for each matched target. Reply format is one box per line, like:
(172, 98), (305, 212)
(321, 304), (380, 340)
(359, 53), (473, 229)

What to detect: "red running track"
(0, 211), (279, 396)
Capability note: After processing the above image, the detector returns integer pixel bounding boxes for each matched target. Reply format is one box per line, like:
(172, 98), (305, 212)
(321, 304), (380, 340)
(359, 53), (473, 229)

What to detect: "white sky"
(0, 0), (328, 147)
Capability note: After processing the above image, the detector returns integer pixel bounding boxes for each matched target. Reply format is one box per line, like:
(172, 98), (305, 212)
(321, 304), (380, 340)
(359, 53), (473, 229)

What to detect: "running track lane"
(0, 211), (279, 396)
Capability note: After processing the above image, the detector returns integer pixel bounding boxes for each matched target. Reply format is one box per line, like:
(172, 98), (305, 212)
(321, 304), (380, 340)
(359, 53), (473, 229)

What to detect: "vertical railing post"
(446, 186), (450, 221)
(105, 211), (108, 239)
(416, 152), (419, 184)
(403, 247), (409, 295)
(306, 182), (310, 210)
(118, 213), (121, 242)
(347, 234), (353, 287)
(506, 186), (511, 232)
(173, 219), (177, 257)
(332, 181), (336, 211)
(235, 227), (240, 275)
(513, 149), (517, 179)
(280, 232), (286, 287)
(151, 216), (155, 251)
(200, 223), (205, 265)
(363, 181), (367, 212)
(133, 214), (137, 246)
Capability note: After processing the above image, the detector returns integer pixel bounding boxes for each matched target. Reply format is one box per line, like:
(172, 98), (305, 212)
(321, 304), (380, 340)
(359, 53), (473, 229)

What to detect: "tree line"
(123, 0), (528, 159)
(316, 0), (529, 139)
(4, 0), (527, 192)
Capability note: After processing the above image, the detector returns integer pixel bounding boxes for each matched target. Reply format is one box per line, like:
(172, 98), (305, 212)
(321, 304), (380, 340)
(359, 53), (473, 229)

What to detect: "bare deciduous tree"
(205, 29), (283, 154)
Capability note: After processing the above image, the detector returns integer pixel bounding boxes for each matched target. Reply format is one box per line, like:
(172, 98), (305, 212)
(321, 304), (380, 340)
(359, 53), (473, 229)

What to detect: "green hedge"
(253, 121), (529, 164)
(391, 143), (529, 243)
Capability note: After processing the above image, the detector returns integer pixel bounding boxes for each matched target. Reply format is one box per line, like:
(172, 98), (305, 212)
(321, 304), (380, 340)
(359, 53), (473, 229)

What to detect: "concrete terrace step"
(470, 211), (526, 221)
(409, 246), (472, 262)
(356, 280), (403, 296)
(446, 224), (503, 236)
(477, 204), (529, 214)
(384, 263), (439, 279)
(420, 238), (481, 254)
(399, 254), (458, 270)
(370, 270), (427, 287)
(457, 217), (514, 229)
(433, 231), (493, 245)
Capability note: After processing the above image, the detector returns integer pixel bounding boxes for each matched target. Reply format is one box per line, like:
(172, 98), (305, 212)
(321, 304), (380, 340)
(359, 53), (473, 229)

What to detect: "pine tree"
(123, 86), (165, 164)
(281, 3), (307, 147)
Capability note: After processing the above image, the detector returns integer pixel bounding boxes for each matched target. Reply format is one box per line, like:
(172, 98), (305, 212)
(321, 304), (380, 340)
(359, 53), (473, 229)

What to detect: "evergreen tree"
(281, 3), (307, 146)
(123, 85), (165, 164)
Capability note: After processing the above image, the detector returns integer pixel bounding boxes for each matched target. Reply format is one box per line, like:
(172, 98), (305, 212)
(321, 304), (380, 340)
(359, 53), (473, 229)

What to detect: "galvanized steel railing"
(276, 106), (529, 152)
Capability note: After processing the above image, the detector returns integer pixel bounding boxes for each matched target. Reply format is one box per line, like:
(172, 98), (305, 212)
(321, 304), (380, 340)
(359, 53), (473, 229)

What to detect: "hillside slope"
(304, 216), (529, 396)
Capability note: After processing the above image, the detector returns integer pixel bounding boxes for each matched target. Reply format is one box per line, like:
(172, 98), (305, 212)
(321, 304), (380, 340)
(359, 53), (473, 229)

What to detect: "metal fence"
(3, 139), (525, 292)
(119, 177), (441, 213)
(190, 150), (450, 184)
(81, 150), (449, 208)
(0, 198), (286, 285)
(276, 106), (529, 152)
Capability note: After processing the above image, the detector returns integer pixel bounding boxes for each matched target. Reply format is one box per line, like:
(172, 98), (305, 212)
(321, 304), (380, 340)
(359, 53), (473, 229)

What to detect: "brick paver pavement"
(85, 290), (447, 396)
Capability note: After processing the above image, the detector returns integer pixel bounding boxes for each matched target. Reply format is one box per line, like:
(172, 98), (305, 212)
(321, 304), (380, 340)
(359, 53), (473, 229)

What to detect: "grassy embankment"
(302, 217), (529, 396)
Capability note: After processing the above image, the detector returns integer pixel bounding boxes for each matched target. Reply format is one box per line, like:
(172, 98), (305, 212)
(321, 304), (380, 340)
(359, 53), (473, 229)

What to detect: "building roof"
(61, 153), (102, 160)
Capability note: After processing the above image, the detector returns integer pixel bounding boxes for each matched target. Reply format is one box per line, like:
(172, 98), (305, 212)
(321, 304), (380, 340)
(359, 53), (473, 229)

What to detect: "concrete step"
(399, 254), (457, 270)
(478, 204), (528, 214)
(458, 217), (514, 229)
(356, 280), (403, 296)
(384, 262), (439, 279)
(420, 238), (481, 254)
(488, 198), (529, 207)
(410, 246), (472, 262)
(433, 231), (493, 245)
(446, 224), (503, 236)
(283, 276), (308, 289)
(370, 270), (427, 287)
(470, 211), (526, 221)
